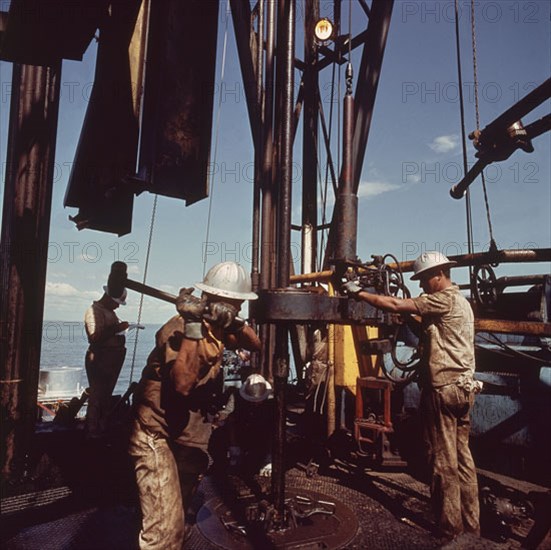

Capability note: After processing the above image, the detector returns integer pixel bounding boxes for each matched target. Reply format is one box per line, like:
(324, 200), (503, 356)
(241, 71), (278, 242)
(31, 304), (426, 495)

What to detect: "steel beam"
(230, 0), (261, 147)
(351, 0), (394, 191)
(387, 248), (551, 273)
(254, 289), (383, 324)
(0, 62), (61, 481)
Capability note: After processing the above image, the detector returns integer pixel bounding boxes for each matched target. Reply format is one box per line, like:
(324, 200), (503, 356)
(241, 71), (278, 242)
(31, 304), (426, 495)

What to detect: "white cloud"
(46, 282), (81, 297)
(46, 282), (97, 300)
(357, 181), (400, 198)
(429, 134), (458, 153)
(49, 271), (68, 279)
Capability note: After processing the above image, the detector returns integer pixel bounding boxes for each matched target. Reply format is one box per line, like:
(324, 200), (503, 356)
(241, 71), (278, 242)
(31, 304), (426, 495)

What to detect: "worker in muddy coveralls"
(84, 287), (129, 439)
(129, 262), (261, 550)
(343, 251), (481, 542)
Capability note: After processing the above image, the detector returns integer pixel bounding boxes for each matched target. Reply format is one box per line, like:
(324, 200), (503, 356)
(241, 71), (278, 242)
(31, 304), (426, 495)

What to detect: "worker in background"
(129, 261), (261, 550)
(343, 251), (481, 543)
(209, 373), (274, 479)
(84, 286), (129, 439)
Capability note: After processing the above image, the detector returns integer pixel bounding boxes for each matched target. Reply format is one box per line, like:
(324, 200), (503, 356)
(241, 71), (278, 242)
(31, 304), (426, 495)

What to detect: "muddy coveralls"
(84, 301), (126, 438)
(129, 315), (259, 550)
(412, 285), (481, 539)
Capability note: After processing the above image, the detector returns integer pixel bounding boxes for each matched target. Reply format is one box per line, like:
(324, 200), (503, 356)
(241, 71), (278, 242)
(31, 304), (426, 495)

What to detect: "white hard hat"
(411, 251), (457, 280)
(239, 374), (272, 402)
(103, 286), (127, 305)
(196, 262), (257, 300)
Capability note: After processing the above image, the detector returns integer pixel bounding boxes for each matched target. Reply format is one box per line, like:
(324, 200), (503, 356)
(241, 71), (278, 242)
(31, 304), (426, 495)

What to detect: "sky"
(0, 0), (550, 326)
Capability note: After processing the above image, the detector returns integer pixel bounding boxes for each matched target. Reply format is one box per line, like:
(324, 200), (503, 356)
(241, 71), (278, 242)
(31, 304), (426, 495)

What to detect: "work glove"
(342, 280), (363, 297)
(176, 288), (206, 340)
(228, 445), (242, 467)
(259, 462), (272, 477)
(204, 301), (239, 330)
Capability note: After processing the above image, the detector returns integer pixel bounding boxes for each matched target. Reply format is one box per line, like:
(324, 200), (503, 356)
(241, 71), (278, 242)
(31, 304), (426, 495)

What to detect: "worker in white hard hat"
(342, 251), (481, 543)
(129, 261), (261, 550)
(84, 286), (129, 439)
(209, 373), (274, 479)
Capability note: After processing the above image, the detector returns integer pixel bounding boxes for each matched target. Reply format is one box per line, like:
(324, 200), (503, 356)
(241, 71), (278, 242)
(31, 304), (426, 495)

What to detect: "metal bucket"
(38, 367), (83, 399)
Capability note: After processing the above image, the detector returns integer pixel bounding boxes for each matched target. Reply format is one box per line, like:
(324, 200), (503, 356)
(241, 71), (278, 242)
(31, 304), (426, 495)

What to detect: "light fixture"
(314, 18), (334, 44)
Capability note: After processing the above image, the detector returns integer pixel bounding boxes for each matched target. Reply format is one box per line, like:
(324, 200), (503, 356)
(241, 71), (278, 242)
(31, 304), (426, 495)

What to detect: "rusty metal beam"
(351, 0), (394, 191)
(64, 0), (146, 236)
(0, 62), (61, 481)
(316, 29), (369, 71)
(0, 0), (105, 64)
(387, 248), (551, 273)
(475, 319), (551, 337)
(230, 0), (261, 147)
(254, 290), (383, 324)
(138, 0), (219, 205)
(0, 10), (8, 32)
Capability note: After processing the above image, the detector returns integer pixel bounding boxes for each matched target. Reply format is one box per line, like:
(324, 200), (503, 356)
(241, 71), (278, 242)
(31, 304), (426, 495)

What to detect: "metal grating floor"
(2, 467), (548, 549)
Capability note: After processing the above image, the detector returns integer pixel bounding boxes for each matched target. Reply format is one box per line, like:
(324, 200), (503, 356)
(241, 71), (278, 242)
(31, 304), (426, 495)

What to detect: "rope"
(129, 193), (158, 383)
(453, 0), (474, 280)
(203, 0), (231, 277)
(318, 58), (337, 269)
(470, 0), (496, 247)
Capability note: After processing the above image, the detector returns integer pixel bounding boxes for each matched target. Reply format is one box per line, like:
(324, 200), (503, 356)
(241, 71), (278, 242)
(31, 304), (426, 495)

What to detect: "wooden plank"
(475, 319), (551, 336)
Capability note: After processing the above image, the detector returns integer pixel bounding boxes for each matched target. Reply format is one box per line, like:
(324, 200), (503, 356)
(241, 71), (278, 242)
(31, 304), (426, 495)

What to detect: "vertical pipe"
(251, 0), (264, 295)
(249, 0), (265, 374)
(260, 0), (275, 291)
(0, 63), (61, 481)
(272, 0), (294, 519)
(275, 0), (294, 289)
(335, 86), (357, 261)
(259, 0), (276, 380)
(302, 0), (319, 274)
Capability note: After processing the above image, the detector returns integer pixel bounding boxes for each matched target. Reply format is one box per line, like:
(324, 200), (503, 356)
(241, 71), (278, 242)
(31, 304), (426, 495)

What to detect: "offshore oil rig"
(1, 1), (550, 548)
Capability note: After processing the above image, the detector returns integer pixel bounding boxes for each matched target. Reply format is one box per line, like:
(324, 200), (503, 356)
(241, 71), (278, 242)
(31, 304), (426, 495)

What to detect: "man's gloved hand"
(176, 288), (206, 340)
(176, 287), (205, 318)
(259, 463), (272, 477)
(342, 280), (363, 297)
(205, 302), (239, 330)
(228, 446), (242, 467)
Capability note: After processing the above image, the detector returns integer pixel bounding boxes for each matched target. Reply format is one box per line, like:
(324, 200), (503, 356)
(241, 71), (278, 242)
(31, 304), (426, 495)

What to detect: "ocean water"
(40, 321), (162, 396)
